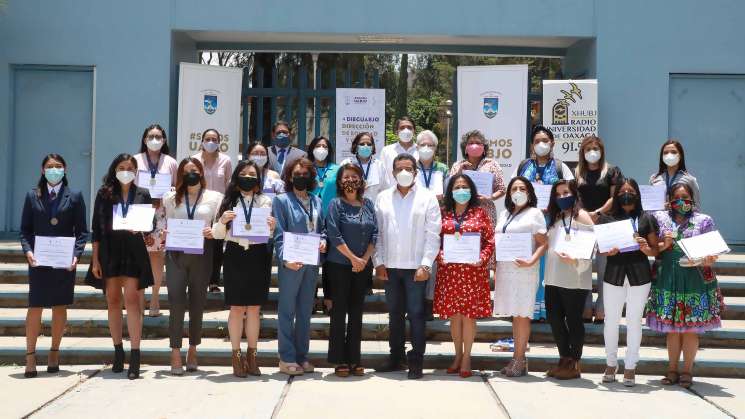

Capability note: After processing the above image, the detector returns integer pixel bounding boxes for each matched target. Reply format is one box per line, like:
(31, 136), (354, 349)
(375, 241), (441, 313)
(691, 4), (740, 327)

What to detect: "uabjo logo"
(480, 91), (501, 119)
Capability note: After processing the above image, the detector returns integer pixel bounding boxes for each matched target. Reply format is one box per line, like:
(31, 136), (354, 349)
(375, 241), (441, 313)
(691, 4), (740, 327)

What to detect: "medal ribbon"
(185, 188), (204, 220)
(239, 194), (255, 227)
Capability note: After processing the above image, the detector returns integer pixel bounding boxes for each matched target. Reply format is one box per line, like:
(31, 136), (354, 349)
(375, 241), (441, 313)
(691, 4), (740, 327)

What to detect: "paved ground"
(1, 366), (743, 418)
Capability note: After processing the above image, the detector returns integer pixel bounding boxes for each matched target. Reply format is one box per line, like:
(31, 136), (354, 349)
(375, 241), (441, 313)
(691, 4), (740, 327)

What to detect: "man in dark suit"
(267, 120), (306, 174)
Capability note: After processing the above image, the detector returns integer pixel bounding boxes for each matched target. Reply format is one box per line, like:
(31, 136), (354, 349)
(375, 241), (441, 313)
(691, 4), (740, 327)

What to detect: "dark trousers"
(209, 239), (224, 287)
(385, 268), (426, 366)
(545, 285), (589, 360)
(326, 261), (370, 365)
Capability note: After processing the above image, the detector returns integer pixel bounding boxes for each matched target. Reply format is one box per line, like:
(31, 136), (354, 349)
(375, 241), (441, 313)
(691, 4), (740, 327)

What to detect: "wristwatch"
(419, 265), (431, 273)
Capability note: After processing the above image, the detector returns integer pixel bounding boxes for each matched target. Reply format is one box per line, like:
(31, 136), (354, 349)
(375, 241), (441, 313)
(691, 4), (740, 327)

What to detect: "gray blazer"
(268, 146), (307, 174)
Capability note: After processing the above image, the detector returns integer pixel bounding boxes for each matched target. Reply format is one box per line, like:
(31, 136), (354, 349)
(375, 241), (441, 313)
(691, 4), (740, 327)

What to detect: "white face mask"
(249, 155), (268, 167)
(663, 152), (680, 167)
(313, 147), (329, 162)
(584, 150), (602, 164)
(202, 141), (219, 153)
(418, 146), (434, 161)
(146, 139), (163, 152)
(511, 190), (528, 207)
(398, 129), (414, 143)
(395, 170), (415, 187)
(534, 141), (551, 157)
(116, 170), (136, 185)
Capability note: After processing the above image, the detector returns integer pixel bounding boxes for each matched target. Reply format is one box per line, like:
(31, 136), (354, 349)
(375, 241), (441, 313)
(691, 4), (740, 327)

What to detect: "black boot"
(127, 349), (141, 380)
(424, 300), (434, 322)
(112, 344), (125, 373)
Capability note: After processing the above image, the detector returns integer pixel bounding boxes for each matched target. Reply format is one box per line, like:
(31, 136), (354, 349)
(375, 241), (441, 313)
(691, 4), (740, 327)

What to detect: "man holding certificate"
(212, 160), (276, 377)
(20, 154), (89, 378)
(272, 158), (326, 377)
(162, 158), (223, 375)
(374, 154), (441, 379)
(433, 174), (493, 378)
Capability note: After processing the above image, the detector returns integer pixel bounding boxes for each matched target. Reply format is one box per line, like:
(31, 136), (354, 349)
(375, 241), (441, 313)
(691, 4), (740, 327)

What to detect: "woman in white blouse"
(341, 132), (386, 203)
(493, 176), (548, 377)
(161, 158), (223, 375)
(543, 179), (594, 380)
(212, 160), (276, 377)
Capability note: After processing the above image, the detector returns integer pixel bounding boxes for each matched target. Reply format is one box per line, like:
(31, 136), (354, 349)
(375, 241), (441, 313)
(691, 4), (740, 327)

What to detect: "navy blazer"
(19, 185), (89, 258)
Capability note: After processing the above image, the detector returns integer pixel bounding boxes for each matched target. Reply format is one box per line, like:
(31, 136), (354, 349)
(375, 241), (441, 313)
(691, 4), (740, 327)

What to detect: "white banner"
(335, 88), (385, 162)
(177, 63), (242, 167)
(456, 65), (527, 205)
(542, 79), (598, 162)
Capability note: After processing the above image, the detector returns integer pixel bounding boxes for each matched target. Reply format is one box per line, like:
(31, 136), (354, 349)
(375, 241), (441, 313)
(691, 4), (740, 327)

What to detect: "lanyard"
(184, 188), (203, 220)
(630, 216), (638, 233)
(120, 187), (135, 218)
(419, 162), (434, 188)
(664, 171), (679, 192)
(561, 213), (573, 238)
(357, 157), (372, 180)
(453, 207), (469, 234)
(502, 207), (526, 233)
(315, 164), (330, 183)
(291, 193), (314, 227)
(146, 154), (160, 179)
(239, 194), (255, 225)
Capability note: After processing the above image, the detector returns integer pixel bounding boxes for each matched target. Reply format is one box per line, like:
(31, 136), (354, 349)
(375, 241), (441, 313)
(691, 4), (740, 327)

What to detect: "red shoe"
(459, 370), (473, 378)
(446, 367), (459, 374)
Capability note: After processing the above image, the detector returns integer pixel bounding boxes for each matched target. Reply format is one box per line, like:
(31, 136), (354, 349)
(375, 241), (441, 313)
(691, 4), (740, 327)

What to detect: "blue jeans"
(277, 263), (319, 364)
(385, 268), (426, 366)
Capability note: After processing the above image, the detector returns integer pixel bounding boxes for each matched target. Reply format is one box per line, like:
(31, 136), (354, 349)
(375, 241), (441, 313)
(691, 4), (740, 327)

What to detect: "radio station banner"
(335, 88), (385, 162)
(542, 79), (598, 162)
(456, 64), (528, 179)
(177, 63), (242, 166)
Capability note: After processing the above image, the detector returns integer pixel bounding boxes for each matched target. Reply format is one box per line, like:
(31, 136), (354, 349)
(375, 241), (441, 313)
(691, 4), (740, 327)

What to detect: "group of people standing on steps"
(19, 117), (723, 389)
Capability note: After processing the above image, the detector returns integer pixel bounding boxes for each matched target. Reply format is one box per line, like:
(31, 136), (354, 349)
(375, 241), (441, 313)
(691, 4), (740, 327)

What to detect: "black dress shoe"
(407, 366), (424, 379)
(25, 351), (37, 378)
(113, 344), (125, 373)
(127, 349), (141, 380)
(47, 348), (60, 374)
(375, 359), (407, 372)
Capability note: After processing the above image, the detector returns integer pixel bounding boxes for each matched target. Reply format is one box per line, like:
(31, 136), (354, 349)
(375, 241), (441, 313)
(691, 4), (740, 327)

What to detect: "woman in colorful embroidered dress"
(646, 182), (723, 389)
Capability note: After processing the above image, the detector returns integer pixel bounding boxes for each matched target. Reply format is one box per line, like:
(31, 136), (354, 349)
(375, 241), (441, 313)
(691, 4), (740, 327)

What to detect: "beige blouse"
(544, 214), (593, 290)
(212, 192), (273, 249)
(162, 189), (223, 226)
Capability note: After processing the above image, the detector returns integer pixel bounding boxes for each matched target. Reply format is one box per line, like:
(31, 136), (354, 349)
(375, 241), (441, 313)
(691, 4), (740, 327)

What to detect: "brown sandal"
(679, 372), (693, 389)
(334, 364), (350, 377)
(351, 365), (365, 376)
(661, 370), (679, 385)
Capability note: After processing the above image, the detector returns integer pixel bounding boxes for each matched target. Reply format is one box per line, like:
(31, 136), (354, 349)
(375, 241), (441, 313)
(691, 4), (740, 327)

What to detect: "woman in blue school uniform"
(20, 154), (89, 378)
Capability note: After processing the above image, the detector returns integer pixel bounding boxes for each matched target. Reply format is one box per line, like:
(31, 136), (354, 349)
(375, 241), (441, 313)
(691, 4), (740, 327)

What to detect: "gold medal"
(633, 232), (640, 238)
(150, 178), (157, 186)
(244, 223), (252, 231)
(50, 217), (59, 226)
(565, 233), (571, 241)
(319, 181), (324, 188)
(455, 231), (461, 240)
(120, 218), (128, 225)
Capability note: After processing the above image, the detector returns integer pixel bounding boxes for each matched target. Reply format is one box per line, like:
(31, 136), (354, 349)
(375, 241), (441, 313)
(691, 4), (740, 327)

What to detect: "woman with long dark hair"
(133, 123), (178, 317)
(212, 160), (276, 377)
(649, 139), (701, 206)
(20, 154), (89, 378)
(245, 141), (284, 198)
(85, 153), (154, 379)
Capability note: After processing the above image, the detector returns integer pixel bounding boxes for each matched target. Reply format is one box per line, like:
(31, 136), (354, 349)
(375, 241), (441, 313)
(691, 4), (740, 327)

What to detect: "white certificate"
(33, 236), (75, 269)
(233, 206), (272, 240)
(136, 171), (172, 199)
(533, 183), (553, 210)
(553, 228), (597, 260)
(283, 232), (321, 265)
(417, 171), (444, 196)
(678, 230), (730, 260)
(593, 219), (639, 253)
(463, 170), (494, 197)
(165, 218), (205, 254)
(112, 204), (156, 232)
(443, 233), (481, 264)
(494, 232), (533, 262)
(640, 185), (666, 211)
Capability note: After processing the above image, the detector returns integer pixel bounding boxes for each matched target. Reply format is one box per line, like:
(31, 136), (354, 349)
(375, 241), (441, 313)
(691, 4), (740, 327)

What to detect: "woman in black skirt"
(212, 160), (275, 377)
(86, 153), (154, 379)
(20, 154), (89, 378)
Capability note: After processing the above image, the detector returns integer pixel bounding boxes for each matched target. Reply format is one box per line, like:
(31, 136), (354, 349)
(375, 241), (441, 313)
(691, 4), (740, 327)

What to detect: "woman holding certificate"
(646, 183), (723, 389)
(323, 163), (378, 377)
(212, 160), (275, 377)
(493, 177), (548, 377)
(434, 174), (495, 378)
(544, 179), (594, 380)
(86, 153), (154, 380)
(20, 154), (89, 378)
(649, 140), (701, 206)
(575, 135), (624, 324)
(273, 157), (325, 376)
(162, 157), (223, 375)
(134, 124), (178, 317)
(597, 179), (659, 387)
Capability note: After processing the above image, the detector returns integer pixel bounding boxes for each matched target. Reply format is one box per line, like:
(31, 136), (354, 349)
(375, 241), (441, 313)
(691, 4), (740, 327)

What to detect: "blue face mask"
(274, 133), (290, 148)
(556, 195), (576, 211)
(44, 168), (65, 185)
(452, 188), (472, 204)
(357, 145), (373, 159)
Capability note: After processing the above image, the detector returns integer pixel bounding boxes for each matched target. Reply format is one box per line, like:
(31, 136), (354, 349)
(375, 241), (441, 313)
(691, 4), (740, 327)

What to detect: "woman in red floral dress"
(434, 174), (495, 378)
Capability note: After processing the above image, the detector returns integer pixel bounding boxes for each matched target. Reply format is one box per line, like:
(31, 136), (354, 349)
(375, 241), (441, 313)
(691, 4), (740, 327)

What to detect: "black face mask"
(292, 175), (312, 191)
(619, 192), (636, 207)
(237, 176), (258, 191)
(184, 172), (201, 187)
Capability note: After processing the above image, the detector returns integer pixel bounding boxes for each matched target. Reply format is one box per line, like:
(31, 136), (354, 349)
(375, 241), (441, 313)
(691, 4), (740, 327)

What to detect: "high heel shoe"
(503, 358), (527, 377)
(246, 348), (261, 376)
(232, 349), (247, 378)
(127, 349), (141, 380)
(602, 365), (618, 383)
(24, 351), (37, 378)
(112, 344), (125, 373)
(47, 348), (60, 374)
(459, 370), (473, 378)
